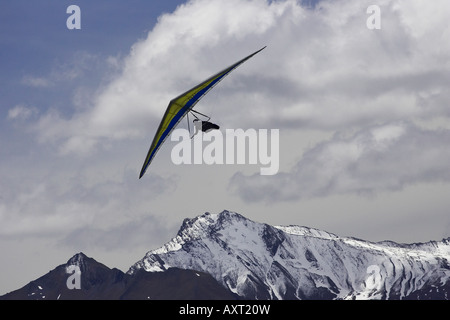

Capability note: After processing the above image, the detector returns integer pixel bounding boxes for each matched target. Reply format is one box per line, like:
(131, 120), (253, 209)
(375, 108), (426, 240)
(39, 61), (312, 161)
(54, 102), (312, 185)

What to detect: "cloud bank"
(29, 0), (450, 156)
(4, 0), (450, 238)
(230, 122), (450, 202)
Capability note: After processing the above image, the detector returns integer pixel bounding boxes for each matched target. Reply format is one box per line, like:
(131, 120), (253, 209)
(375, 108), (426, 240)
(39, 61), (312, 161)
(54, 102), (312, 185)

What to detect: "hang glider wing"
(139, 46), (266, 179)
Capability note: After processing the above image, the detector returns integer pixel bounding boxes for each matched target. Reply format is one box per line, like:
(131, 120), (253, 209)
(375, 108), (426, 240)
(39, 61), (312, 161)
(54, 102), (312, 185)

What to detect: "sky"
(1, 0), (450, 295)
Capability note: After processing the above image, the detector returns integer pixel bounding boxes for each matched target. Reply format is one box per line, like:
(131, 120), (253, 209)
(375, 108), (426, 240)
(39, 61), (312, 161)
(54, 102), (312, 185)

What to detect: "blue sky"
(1, 1), (180, 116)
(0, 0), (181, 161)
(1, 0), (450, 295)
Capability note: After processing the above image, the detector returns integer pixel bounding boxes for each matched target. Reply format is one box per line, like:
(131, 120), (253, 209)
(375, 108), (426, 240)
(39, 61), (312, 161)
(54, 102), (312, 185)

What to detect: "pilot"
(192, 119), (220, 136)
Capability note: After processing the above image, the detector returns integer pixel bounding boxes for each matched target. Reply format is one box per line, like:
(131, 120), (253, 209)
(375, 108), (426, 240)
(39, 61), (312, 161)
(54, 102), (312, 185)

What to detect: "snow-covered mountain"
(129, 210), (450, 300)
(3, 210), (450, 300)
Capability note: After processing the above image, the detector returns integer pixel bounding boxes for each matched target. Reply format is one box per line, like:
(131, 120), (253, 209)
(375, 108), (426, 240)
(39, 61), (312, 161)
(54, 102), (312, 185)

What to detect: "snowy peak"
(67, 252), (88, 264)
(66, 252), (90, 272)
(176, 210), (248, 238)
(144, 210), (259, 257)
(130, 210), (450, 300)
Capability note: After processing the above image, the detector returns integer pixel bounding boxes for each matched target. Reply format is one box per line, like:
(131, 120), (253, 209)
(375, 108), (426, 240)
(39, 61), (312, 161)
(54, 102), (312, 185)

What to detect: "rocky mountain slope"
(0, 252), (237, 300)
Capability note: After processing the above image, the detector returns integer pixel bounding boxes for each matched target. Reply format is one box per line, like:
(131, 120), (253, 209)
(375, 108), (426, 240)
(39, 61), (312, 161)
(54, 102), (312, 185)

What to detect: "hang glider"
(138, 46), (266, 179)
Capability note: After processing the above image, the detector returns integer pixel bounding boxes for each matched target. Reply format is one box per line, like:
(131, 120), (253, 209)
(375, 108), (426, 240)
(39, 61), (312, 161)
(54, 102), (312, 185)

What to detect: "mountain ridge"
(2, 210), (450, 300)
(0, 251), (237, 300)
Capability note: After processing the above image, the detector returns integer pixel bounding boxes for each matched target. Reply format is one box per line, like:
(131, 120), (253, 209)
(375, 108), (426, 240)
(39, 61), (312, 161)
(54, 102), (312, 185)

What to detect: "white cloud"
(20, 52), (100, 91)
(61, 214), (176, 250)
(230, 122), (450, 202)
(9, 0), (449, 225)
(0, 166), (176, 238)
(21, 75), (53, 88)
(27, 0), (450, 158)
(7, 105), (38, 121)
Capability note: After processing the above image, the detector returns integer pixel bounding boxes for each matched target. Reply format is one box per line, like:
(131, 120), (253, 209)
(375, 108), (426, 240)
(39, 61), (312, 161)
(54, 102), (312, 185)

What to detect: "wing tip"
(249, 46), (267, 58)
(139, 168), (146, 179)
(258, 45), (267, 53)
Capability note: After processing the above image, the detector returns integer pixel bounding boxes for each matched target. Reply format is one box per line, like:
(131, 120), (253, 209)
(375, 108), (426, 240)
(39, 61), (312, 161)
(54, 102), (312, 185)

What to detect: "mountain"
(0, 252), (237, 300)
(3, 210), (450, 300)
(129, 210), (450, 300)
